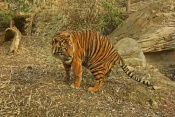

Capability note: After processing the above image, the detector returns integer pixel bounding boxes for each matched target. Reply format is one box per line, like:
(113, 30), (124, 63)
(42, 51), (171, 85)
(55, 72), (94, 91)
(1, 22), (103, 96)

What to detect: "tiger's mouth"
(53, 53), (73, 63)
(63, 56), (72, 61)
(52, 47), (73, 64)
(62, 56), (73, 64)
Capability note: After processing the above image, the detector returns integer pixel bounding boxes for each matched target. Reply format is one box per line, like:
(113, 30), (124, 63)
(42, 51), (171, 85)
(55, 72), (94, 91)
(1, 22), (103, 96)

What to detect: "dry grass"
(0, 34), (175, 116)
(31, 0), (124, 36)
(0, 0), (175, 116)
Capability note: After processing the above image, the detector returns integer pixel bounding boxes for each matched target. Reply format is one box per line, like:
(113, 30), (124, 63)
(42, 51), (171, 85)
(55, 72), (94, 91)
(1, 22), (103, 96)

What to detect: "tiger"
(52, 30), (153, 93)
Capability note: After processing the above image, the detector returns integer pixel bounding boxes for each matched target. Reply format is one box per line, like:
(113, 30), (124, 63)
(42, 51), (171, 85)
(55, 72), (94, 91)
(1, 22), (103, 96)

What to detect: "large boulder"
(114, 37), (146, 67)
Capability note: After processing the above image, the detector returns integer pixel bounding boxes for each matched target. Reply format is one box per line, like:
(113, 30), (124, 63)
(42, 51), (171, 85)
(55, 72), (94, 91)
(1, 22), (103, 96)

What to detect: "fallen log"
(5, 26), (22, 53)
(138, 27), (175, 52)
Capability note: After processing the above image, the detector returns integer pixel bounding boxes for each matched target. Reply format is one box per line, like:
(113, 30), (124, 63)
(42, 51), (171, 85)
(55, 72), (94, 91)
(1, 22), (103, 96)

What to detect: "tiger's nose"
(68, 55), (72, 59)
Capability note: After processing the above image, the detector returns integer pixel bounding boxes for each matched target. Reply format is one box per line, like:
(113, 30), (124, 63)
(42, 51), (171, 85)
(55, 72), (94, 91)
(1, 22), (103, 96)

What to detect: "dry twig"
(5, 26), (22, 53)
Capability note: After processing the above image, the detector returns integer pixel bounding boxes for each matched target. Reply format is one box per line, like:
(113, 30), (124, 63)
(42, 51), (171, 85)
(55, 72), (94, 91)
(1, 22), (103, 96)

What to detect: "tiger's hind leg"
(88, 65), (108, 93)
(88, 76), (105, 93)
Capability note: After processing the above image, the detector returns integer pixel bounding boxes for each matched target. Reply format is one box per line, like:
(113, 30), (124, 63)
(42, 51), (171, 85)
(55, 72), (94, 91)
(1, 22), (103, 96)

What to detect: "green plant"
(4, 0), (32, 12)
(64, 0), (99, 30)
(0, 9), (13, 23)
(95, 1), (124, 34)
(118, 0), (127, 7)
(0, 0), (32, 24)
(64, 0), (123, 34)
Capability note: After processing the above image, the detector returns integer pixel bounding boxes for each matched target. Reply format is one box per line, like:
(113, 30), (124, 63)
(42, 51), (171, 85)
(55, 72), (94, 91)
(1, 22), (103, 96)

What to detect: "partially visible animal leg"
(63, 63), (71, 81)
(88, 77), (105, 93)
(71, 62), (82, 89)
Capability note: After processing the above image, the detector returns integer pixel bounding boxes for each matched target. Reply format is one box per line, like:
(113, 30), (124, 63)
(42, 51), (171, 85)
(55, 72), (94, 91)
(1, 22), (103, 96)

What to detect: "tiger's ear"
(52, 37), (58, 44)
(66, 34), (70, 38)
(56, 32), (60, 35)
(53, 31), (60, 35)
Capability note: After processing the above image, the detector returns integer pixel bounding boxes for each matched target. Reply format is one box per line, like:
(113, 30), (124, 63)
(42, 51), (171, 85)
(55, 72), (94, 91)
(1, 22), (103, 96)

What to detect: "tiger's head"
(52, 32), (74, 64)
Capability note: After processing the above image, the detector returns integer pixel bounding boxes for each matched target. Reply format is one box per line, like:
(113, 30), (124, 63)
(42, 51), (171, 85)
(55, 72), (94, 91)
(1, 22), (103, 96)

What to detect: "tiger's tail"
(116, 55), (153, 86)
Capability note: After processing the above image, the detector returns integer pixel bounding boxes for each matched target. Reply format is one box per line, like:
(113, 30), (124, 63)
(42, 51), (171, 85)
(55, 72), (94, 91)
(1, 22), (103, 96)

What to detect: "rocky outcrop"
(138, 27), (175, 52)
(109, 1), (175, 53)
(109, 0), (175, 81)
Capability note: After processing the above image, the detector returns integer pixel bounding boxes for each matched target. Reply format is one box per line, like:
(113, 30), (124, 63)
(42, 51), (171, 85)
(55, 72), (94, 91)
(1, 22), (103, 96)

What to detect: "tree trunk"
(126, 0), (130, 12)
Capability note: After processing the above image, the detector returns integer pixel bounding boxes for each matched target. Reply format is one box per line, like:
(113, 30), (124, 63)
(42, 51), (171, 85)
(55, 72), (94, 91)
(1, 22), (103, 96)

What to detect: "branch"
(5, 26), (22, 53)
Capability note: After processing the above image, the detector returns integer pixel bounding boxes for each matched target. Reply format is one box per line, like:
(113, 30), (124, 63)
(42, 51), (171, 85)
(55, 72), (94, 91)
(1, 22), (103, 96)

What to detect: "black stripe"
(88, 33), (98, 60)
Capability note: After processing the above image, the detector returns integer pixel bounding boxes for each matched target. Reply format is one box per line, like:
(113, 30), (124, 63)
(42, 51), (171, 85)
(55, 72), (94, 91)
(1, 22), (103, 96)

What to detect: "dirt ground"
(0, 0), (175, 116)
(0, 34), (175, 117)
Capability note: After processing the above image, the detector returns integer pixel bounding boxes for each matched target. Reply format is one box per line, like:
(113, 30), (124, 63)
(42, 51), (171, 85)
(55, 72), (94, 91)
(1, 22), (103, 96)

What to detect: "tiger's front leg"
(70, 61), (82, 89)
(63, 63), (71, 81)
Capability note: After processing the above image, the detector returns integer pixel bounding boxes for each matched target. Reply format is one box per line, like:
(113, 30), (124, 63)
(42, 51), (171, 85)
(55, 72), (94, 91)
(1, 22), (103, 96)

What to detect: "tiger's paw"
(64, 75), (70, 82)
(64, 77), (70, 82)
(88, 87), (98, 93)
(70, 82), (80, 89)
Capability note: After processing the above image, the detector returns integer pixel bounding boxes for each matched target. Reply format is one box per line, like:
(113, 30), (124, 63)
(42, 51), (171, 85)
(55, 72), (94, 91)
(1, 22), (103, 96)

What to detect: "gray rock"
(114, 38), (146, 67)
